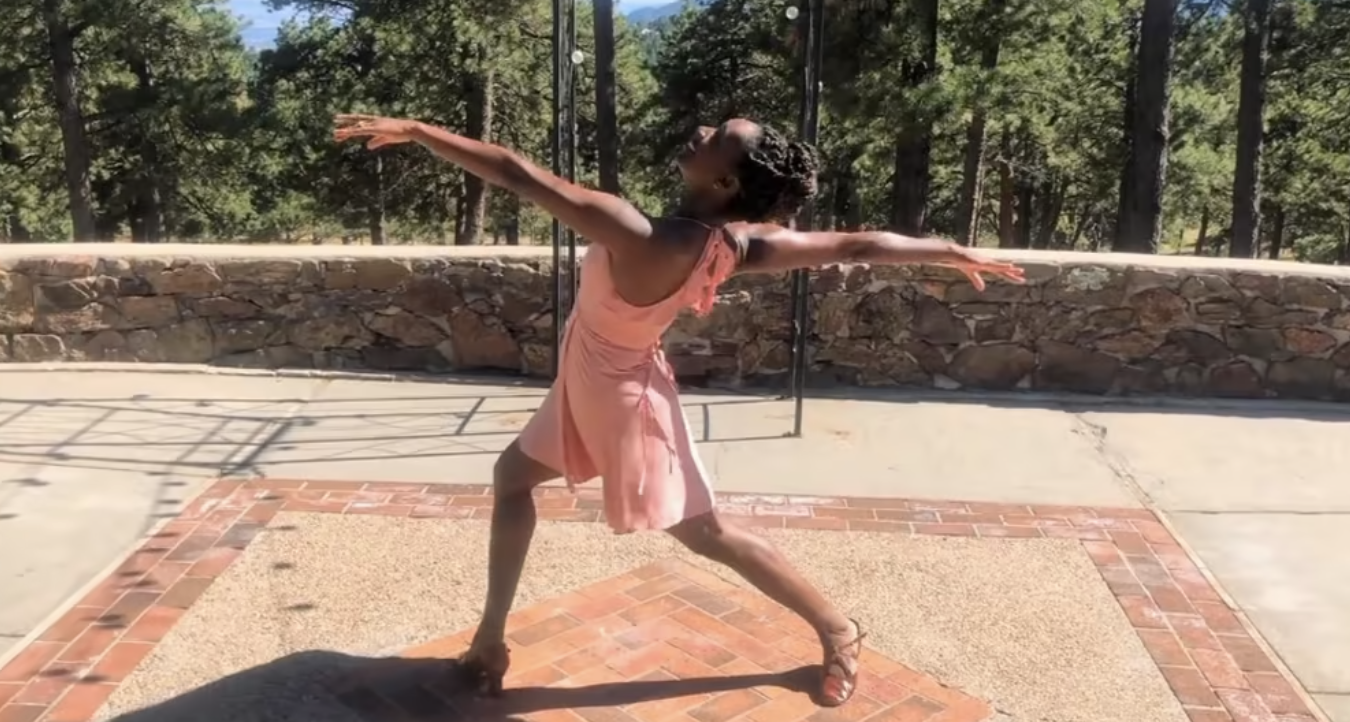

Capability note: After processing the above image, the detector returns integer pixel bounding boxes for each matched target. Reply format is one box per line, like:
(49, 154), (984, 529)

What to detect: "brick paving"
(0, 479), (1322, 722)
(332, 558), (990, 721)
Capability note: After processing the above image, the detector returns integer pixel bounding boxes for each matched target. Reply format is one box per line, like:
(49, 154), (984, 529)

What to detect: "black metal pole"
(785, 6), (807, 409)
(787, 0), (824, 437)
(550, 0), (565, 377)
(566, 0), (579, 313)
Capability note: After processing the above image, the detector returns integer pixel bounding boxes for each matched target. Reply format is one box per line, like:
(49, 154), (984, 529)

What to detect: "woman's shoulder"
(639, 215), (744, 268)
(647, 215), (718, 254)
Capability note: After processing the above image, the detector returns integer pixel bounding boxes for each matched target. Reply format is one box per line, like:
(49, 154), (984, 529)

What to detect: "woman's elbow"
(491, 152), (541, 196)
(837, 235), (883, 263)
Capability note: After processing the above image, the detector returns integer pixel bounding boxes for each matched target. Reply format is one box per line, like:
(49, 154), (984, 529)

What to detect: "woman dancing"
(334, 114), (1025, 707)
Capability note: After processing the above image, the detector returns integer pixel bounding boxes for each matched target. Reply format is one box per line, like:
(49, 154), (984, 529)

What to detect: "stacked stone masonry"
(2, 245), (1349, 401)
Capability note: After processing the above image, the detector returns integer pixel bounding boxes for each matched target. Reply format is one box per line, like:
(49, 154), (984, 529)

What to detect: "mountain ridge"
(624, 0), (703, 25)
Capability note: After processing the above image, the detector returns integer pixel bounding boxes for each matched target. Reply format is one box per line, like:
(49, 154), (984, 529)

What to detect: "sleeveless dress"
(517, 226), (739, 534)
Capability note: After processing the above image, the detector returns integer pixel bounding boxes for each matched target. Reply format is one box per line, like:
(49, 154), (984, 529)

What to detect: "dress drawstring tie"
(635, 344), (678, 498)
(635, 240), (730, 498)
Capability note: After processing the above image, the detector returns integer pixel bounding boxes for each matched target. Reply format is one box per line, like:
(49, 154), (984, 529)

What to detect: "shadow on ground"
(105, 650), (816, 722)
(0, 388), (788, 484)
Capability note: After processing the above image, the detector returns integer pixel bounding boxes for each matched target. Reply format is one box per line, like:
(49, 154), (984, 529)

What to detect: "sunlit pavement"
(1, 365), (1347, 719)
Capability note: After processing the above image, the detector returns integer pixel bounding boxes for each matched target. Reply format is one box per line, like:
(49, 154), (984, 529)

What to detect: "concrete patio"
(1, 365), (1347, 721)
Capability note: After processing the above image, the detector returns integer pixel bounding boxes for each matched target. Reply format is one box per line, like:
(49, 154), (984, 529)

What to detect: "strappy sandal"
(457, 641), (511, 697)
(819, 618), (866, 708)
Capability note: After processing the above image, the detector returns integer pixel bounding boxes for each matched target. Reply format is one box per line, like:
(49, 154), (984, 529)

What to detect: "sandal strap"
(824, 622), (866, 680)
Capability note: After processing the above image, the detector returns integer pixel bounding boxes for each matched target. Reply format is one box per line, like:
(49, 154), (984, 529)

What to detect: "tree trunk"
(504, 195), (521, 245)
(1015, 180), (1034, 249)
(592, 0), (620, 194)
(954, 0), (1005, 245)
(1194, 205), (1210, 255)
(135, 184), (164, 243)
(369, 154), (386, 245)
(43, 0), (97, 242)
(830, 147), (863, 230)
(954, 109), (990, 246)
(129, 57), (164, 243)
(1068, 204), (1091, 250)
(1114, 11), (1139, 251)
(0, 140), (32, 242)
(2, 215), (31, 242)
(831, 168), (852, 231)
(438, 179), (454, 244)
(1340, 217), (1350, 265)
(997, 132), (1016, 248)
(1229, 0), (1272, 258)
(160, 184), (177, 243)
(457, 50), (495, 246)
(0, 93), (29, 243)
(1034, 176), (1066, 249)
(890, 133), (932, 235)
(1266, 203), (1284, 259)
(888, 0), (938, 235)
(1114, 0), (1177, 253)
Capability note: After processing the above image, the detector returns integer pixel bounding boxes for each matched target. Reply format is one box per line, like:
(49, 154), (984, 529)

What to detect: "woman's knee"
(669, 512), (745, 562)
(492, 441), (558, 498)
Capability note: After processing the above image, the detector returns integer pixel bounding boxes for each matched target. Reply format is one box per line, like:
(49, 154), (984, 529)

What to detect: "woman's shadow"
(104, 649), (817, 721)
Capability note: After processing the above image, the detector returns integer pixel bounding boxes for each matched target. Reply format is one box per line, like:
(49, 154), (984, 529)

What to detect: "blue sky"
(226, 0), (673, 48)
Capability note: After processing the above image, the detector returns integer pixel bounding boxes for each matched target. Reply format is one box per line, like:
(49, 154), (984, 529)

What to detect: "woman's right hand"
(937, 248), (1027, 291)
(333, 114), (423, 150)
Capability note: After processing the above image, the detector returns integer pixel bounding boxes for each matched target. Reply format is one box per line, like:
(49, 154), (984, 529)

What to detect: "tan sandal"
(819, 618), (866, 707)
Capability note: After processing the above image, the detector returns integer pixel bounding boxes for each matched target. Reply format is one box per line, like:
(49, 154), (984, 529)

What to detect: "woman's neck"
(672, 197), (729, 226)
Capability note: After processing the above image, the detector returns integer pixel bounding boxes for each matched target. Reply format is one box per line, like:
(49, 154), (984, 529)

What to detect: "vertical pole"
(566, 0), (579, 312)
(785, 4), (807, 413)
(787, 0), (824, 438)
(550, 0), (565, 377)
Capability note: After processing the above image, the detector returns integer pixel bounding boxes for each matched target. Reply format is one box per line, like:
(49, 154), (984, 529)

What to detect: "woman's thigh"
(494, 438), (562, 496)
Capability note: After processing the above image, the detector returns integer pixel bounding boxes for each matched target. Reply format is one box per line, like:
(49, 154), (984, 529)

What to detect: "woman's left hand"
(333, 114), (423, 149)
(938, 250), (1027, 291)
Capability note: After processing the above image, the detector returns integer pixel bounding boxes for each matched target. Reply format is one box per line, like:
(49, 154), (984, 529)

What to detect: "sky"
(226, 0), (673, 48)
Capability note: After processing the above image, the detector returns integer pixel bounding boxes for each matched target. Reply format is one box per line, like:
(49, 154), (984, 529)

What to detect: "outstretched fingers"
(948, 260), (1026, 291)
(964, 269), (987, 291)
(990, 263), (1027, 283)
(332, 114), (388, 142)
(334, 113), (381, 127)
(333, 128), (372, 143)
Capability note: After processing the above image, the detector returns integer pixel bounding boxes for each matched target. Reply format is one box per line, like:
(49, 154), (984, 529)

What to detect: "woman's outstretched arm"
(333, 114), (652, 252)
(727, 222), (1025, 290)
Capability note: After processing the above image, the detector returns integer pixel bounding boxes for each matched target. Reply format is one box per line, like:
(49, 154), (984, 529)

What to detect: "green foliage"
(0, 0), (1346, 262)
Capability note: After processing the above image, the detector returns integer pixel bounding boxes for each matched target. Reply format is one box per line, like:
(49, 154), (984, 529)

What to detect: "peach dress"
(517, 226), (739, 533)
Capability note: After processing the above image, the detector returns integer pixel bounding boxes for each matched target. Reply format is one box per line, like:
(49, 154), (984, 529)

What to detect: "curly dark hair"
(724, 125), (820, 223)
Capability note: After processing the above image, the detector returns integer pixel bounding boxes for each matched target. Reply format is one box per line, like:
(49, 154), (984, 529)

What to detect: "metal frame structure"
(548, 0), (826, 437)
(550, 0), (581, 376)
(786, 0), (826, 437)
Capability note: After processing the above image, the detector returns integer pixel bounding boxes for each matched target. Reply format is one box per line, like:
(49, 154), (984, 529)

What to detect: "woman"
(333, 114), (1025, 707)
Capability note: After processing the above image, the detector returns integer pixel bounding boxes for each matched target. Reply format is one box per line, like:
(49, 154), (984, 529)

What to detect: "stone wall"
(2, 245), (1349, 401)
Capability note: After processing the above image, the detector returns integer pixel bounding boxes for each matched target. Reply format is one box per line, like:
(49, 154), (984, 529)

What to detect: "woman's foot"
(818, 619), (865, 707)
(457, 638), (510, 697)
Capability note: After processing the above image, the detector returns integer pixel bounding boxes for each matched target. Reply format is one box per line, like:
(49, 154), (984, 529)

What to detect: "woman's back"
(567, 223), (737, 358)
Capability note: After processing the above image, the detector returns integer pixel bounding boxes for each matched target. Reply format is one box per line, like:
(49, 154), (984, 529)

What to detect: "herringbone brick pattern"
(331, 559), (992, 721)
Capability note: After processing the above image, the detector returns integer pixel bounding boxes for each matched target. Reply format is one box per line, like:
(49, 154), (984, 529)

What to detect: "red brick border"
(0, 479), (1321, 722)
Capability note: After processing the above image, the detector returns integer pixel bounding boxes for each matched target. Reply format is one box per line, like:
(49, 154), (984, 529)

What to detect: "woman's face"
(676, 118), (763, 196)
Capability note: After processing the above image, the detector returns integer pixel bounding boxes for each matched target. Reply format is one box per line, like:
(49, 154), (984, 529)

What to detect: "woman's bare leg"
(667, 512), (862, 705)
(462, 439), (559, 690)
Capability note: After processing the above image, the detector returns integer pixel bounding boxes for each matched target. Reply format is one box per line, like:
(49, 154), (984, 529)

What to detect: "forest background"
(2, 0), (1347, 264)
